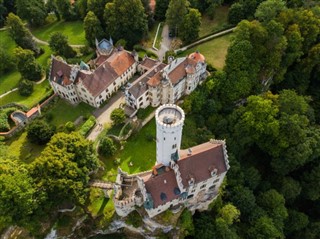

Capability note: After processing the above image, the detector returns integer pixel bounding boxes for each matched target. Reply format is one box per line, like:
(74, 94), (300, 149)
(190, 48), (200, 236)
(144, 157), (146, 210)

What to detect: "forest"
(0, 0), (319, 238)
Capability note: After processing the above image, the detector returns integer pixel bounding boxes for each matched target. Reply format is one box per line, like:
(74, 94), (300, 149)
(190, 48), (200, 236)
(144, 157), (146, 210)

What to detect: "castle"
(124, 52), (207, 116)
(113, 104), (230, 218)
(48, 38), (138, 108)
(48, 38), (207, 112)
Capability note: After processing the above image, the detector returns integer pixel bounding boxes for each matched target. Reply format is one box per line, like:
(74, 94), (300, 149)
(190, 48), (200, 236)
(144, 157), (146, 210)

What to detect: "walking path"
(86, 91), (125, 141)
(0, 75), (46, 99)
(174, 27), (236, 53)
(32, 35), (85, 48)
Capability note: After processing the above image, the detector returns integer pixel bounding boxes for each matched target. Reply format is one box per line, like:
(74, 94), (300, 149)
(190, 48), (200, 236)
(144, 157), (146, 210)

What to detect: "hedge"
(78, 115), (96, 136)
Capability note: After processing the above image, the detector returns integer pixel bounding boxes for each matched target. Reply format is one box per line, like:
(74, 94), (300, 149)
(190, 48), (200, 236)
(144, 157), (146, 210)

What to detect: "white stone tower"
(155, 104), (185, 166)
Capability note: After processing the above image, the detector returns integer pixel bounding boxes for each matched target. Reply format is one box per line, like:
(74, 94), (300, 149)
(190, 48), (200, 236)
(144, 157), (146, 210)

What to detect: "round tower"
(155, 104), (185, 166)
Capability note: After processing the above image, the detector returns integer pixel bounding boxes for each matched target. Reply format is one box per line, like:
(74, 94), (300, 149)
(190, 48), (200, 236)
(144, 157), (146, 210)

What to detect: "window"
(113, 82), (116, 85)
(200, 184), (206, 189)
(214, 178), (219, 183)
(187, 194), (194, 199)
(99, 95), (102, 99)
(209, 185), (216, 190)
(172, 144), (177, 149)
(81, 88), (86, 92)
(106, 89), (109, 93)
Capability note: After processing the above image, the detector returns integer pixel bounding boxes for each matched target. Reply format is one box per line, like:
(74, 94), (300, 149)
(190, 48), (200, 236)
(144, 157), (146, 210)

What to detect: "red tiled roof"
(95, 55), (109, 66)
(82, 50), (135, 97)
(168, 58), (197, 85)
(144, 169), (180, 208)
(81, 63), (118, 97)
(177, 142), (227, 188)
(106, 50), (135, 76)
(188, 51), (205, 63)
(141, 58), (158, 69)
(147, 72), (162, 87)
(50, 58), (72, 85)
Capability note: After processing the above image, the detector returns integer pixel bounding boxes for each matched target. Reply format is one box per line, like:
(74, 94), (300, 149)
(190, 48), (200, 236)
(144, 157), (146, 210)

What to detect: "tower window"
(164, 137), (165, 140)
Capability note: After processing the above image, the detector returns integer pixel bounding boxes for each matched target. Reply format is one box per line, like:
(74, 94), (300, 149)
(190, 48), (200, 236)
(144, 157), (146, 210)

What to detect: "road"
(157, 24), (173, 61)
(86, 91), (125, 141)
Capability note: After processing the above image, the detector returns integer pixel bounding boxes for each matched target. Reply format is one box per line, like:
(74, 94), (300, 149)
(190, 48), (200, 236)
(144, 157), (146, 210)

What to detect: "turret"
(155, 104), (185, 166)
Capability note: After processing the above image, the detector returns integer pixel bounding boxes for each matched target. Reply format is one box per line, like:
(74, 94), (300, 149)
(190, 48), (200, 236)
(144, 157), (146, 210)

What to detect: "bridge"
(90, 180), (114, 190)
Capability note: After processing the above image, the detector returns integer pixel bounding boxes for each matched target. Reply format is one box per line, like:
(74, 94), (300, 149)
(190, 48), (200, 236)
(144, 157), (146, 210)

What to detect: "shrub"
(18, 79), (34, 96)
(133, 44), (145, 52)
(65, 121), (76, 132)
(27, 119), (56, 144)
(99, 136), (116, 157)
(0, 112), (10, 132)
(78, 116), (96, 136)
(111, 108), (126, 125)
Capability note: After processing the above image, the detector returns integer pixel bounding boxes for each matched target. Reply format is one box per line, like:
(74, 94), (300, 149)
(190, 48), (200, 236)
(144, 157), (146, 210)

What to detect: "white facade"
(155, 104), (185, 166)
(125, 52), (207, 114)
(113, 105), (230, 219)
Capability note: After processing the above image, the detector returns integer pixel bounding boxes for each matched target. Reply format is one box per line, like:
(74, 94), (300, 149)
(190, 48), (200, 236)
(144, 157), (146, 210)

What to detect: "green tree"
(30, 132), (99, 207)
(6, 13), (40, 54)
(16, 0), (47, 26)
(18, 79), (34, 96)
(285, 210), (309, 237)
(178, 209), (195, 238)
(87, 0), (109, 23)
(180, 8), (201, 43)
(165, 0), (189, 36)
(257, 189), (288, 230)
(155, 0), (169, 20)
(248, 216), (284, 239)
(228, 3), (245, 25)
(49, 32), (76, 58)
(98, 136), (116, 157)
(218, 204), (240, 225)
(14, 47), (43, 81)
(76, 0), (88, 19)
(254, 0), (286, 23)
(84, 11), (104, 47)
(104, 0), (148, 47)
(27, 119), (55, 145)
(0, 46), (15, 74)
(301, 162), (320, 200)
(279, 177), (301, 201)
(55, 0), (72, 20)
(0, 158), (39, 228)
(110, 108), (126, 125)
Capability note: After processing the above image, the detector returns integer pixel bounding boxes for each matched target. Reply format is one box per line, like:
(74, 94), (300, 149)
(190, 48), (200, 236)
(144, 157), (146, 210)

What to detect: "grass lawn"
(100, 120), (157, 181)
(31, 20), (86, 45)
(143, 21), (160, 48)
(199, 5), (230, 37)
(6, 131), (46, 163)
(0, 80), (52, 108)
(178, 33), (234, 69)
(0, 71), (20, 95)
(155, 23), (163, 49)
(0, 30), (16, 54)
(45, 99), (94, 128)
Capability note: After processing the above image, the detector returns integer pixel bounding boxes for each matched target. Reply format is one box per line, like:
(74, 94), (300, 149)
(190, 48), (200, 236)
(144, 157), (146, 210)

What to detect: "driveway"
(157, 24), (173, 61)
(86, 91), (125, 141)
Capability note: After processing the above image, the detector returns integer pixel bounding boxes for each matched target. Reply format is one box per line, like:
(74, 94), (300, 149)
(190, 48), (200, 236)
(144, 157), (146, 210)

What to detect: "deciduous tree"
(27, 119), (55, 145)
(165, 0), (189, 36)
(104, 0), (148, 47)
(16, 0), (47, 27)
(14, 47), (43, 81)
(84, 11), (104, 47)
(180, 8), (201, 43)
(30, 132), (99, 207)
(99, 136), (116, 157)
(110, 108), (126, 125)
(6, 13), (40, 54)
(49, 32), (76, 58)
(0, 158), (39, 228)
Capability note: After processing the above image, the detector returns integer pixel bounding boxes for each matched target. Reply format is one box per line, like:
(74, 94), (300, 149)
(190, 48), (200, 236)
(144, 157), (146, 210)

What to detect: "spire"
(109, 36), (113, 46)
